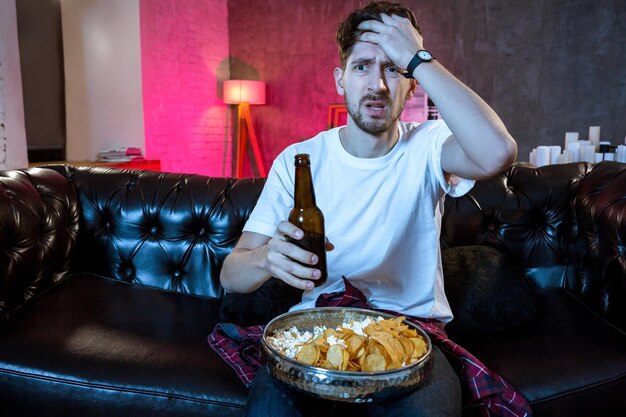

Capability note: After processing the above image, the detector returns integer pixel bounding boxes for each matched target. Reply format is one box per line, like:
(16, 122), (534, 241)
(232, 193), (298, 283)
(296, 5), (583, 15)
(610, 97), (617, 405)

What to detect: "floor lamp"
(223, 80), (267, 177)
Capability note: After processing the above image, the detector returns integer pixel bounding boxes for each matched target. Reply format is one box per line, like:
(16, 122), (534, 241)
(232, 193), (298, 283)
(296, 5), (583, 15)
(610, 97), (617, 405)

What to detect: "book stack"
(97, 147), (145, 163)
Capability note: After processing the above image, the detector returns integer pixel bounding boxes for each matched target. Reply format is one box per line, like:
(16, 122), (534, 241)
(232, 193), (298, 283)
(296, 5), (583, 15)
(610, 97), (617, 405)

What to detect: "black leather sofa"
(1, 162), (625, 416)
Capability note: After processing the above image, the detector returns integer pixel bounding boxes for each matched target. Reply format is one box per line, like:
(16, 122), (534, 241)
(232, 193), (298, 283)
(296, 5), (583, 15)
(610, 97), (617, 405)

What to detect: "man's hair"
(336, 1), (422, 68)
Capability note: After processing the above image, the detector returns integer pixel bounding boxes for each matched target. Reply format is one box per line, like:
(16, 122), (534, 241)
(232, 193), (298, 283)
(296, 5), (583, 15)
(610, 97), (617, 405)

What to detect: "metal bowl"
(261, 307), (433, 403)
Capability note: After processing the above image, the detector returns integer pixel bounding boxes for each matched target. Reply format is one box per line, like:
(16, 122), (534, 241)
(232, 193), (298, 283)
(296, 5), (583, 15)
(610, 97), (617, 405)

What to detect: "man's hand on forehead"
(357, 13), (424, 73)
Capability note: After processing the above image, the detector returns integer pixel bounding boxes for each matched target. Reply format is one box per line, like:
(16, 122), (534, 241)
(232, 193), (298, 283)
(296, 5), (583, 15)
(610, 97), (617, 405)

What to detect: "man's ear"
(334, 67), (345, 96)
(406, 79), (418, 99)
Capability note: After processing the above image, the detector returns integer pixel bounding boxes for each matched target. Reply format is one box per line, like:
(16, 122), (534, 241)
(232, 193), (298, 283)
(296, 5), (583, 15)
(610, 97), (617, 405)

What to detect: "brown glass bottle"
(288, 154), (327, 287)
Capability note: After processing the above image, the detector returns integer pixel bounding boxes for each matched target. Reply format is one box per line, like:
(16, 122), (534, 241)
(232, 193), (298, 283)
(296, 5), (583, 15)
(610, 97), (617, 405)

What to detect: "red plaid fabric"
(208, 277), (533, 417)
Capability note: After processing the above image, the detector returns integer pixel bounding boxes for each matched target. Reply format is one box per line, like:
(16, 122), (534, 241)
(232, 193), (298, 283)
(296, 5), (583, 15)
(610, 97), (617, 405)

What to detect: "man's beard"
(344, 92), (404, 135)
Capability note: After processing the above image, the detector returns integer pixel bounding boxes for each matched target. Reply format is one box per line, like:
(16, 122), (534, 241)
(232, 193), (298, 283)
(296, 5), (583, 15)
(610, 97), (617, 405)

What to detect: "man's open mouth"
(365, 101), (386, 110)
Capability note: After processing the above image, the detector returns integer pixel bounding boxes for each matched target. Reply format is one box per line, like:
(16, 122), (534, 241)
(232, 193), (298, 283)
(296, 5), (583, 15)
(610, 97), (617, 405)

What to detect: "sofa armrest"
(571, 161), (626, 330)
(0, 168), (79, 318)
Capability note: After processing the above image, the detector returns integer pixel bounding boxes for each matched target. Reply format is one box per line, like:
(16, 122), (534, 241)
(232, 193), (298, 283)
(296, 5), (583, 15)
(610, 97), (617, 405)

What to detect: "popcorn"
(267, 316), (384, 359)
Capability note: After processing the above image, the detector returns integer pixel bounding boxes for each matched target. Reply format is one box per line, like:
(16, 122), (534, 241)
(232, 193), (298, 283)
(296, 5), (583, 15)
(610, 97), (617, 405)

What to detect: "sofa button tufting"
(198, 227), (205, 236)
(487, 224), (495, 231)
(173, 270), (181, 278)
(150, 226), (158, 235)
(124, 267), (133, 277)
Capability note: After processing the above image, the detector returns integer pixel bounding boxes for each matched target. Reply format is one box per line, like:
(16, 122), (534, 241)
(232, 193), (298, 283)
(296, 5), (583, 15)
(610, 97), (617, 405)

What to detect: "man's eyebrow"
(349, 56), (396, 67)
(349, 57), (375, 65)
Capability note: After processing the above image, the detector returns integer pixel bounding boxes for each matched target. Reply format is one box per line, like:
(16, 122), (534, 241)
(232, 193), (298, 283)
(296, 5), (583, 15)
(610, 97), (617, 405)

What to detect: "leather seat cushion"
(0, 273), (247, 416)
(443, 245), (539, 339)
(458, 288), (626, 417)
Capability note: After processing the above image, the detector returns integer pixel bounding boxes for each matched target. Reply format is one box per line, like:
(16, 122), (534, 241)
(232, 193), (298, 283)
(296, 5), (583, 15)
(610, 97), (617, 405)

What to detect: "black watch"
(403, 50), (434, 79)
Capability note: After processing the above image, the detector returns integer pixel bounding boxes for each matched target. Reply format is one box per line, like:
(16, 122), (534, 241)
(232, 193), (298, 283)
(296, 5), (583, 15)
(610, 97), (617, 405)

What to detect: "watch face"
(417, 50), (433, 61)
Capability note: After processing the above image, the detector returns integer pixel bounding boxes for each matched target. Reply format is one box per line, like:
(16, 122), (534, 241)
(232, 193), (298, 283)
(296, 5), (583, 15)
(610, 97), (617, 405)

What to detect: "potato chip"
(327, 344), (350, 370)
(324, 329), (340, 339)
(366, 339), (385, 356)
(354, 347), (367, 368)
(399, 327), (418, 338)
(296, 344), (319, 365)
(363, 353), (386, 372)
(370, 331), (404, 365)
(339, 327), (356, 338)
(346, 334), (365, 354)
(400, 337), (415, 359)
(410, 337), (427, 359)
(347, 361), (360, 372)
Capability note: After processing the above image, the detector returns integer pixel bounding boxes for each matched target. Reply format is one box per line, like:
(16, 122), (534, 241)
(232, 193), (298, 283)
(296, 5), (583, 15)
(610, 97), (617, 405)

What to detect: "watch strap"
(403, 50), (434, 79)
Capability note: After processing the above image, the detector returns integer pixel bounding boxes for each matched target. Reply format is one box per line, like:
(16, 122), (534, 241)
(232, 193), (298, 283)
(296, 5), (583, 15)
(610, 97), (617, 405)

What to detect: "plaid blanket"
(208, 277), (532, 417)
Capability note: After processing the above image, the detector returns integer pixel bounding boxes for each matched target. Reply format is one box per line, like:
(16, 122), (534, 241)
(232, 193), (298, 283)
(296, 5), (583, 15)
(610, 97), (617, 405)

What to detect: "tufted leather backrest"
(48, 165), (264, 299)
(0, 168), (79, 317)
(3, 163), (623, 327)
(442, 162), (593, 288)
(442, 161), (626, 329)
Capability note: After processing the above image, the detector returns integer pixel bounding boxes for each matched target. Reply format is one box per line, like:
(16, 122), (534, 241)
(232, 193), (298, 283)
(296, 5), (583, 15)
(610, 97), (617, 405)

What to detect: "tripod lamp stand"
(223, 80), (267, 177)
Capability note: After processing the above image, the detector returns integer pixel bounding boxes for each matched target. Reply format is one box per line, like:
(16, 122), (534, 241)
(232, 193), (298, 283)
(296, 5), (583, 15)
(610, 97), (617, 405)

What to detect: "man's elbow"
(219, 270), (233, 293)
(219, 255), (237, 293)
(480, 135), (517, 177)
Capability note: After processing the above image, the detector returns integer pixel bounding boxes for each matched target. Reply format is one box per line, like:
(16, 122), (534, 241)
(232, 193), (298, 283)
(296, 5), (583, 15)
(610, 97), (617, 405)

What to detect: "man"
(220, 2), (519, 416)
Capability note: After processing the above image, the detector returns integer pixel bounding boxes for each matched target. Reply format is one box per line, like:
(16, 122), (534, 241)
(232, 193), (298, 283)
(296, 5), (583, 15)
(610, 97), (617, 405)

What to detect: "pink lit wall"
(227, 1), (358, 175)
(140, 0), (231, 176)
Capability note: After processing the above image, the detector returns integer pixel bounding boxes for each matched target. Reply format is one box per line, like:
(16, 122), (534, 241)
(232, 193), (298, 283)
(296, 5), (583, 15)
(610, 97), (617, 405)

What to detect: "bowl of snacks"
(261, 307), (433, 403)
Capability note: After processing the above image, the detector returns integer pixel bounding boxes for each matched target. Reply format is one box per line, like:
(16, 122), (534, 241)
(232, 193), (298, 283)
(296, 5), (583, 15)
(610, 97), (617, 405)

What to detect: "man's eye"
(354, 64), (367, 71)
(385, 66), (401, 78)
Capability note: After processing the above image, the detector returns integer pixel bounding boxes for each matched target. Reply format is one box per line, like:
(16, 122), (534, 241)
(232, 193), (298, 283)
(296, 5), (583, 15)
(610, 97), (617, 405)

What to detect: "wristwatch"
(403, 50), (434, 79)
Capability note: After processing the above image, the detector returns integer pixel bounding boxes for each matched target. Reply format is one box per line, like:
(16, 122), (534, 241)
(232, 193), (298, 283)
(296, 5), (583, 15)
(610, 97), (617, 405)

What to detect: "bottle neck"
(294, 164), (316, 208)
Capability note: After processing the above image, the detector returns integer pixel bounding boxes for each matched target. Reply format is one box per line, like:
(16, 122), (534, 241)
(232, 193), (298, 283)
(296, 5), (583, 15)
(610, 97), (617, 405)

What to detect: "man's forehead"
(346, 41), (392, 65)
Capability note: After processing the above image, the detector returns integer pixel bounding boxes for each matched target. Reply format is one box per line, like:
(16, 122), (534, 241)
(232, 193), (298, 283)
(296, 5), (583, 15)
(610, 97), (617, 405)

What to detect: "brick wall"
(228, 0), (352, 174)
(0, 0), (28, 169)
(0, 43), (6, 168)
(140, 0), (231, 176)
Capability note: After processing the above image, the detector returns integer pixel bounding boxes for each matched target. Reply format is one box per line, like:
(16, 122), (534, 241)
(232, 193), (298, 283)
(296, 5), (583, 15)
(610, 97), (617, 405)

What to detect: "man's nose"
(367, 69), (388, 93)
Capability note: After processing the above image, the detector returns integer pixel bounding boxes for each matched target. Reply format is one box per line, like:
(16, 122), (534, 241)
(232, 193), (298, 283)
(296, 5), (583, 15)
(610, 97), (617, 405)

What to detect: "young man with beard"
(220, 2), (520, 416)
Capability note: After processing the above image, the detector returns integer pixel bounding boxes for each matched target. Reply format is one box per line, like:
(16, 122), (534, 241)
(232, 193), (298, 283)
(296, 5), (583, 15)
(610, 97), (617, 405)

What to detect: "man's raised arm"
(358, 13), (517, 180)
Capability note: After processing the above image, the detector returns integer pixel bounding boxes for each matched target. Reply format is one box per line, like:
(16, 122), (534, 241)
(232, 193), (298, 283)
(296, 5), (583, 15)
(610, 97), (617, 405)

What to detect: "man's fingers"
(266, 255), (315, 290)
(276, 221), (303, 241)
(273, 271), (315, 291)
(380, 13), (399, 25)
(268, 221), (324, 290)
(357, 19), (387, 34)
(268, 238), (316, 265)
(266, 250), (320, 290)
(386, 13), (412, 25)
(356, 31), (378, 45)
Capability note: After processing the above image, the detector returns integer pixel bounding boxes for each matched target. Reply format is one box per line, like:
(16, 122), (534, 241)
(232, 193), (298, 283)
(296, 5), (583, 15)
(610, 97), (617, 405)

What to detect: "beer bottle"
(288, 154), (327, 287)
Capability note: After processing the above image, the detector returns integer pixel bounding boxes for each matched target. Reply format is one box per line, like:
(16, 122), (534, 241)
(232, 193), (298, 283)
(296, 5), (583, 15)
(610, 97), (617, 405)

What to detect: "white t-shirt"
(242, 120), (475, 321)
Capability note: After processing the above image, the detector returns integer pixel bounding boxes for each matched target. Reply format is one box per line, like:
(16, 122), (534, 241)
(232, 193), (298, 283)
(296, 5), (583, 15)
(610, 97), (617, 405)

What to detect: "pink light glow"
(139, 0), (231, 176)
(223, 80), (266, 105)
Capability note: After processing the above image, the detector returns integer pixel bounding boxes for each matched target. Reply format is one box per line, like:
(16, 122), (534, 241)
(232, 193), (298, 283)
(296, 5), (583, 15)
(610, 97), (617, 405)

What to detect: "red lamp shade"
(223, 80), (266, 105)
